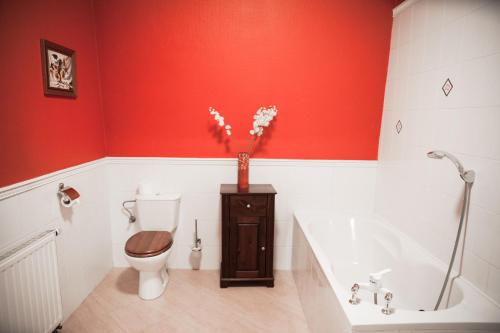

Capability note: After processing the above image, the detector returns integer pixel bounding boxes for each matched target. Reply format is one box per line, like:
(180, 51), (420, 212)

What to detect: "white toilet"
(124, 190), (181, 300)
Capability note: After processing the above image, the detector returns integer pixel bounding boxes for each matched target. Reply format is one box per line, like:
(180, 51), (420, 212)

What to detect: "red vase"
(237, 152), (249, 191)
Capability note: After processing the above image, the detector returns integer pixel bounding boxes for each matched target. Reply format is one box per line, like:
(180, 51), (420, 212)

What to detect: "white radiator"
(0, 230), (63, 333)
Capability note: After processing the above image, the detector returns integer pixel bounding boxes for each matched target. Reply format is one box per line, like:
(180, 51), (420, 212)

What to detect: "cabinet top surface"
(220, 184), (277, 194)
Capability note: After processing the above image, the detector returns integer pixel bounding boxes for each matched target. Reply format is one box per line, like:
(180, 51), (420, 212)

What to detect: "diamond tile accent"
(442, 78), (453, 96)
(396, 120), (402, 134)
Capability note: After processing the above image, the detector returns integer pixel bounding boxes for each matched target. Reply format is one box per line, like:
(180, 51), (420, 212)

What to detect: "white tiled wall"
(106, 158), (377, 270)
(377, 0), (500, 304)
(0, 161), (113, 321)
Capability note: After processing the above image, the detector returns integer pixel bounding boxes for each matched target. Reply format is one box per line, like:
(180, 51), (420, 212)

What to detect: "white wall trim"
(393, 0), (421, 17)
(106, 156), (378, 168)
(0, 158), (107, 201)
(0, 157), (378, 201)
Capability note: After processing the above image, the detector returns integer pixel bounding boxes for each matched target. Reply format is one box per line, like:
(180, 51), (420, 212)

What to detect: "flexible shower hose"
(434, 182), (472, 311)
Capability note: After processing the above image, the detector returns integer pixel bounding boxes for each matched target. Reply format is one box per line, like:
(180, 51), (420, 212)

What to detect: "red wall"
(0, 0), (394, 187)
(0, 0), (106, 187)
(94, 0), (393, 159)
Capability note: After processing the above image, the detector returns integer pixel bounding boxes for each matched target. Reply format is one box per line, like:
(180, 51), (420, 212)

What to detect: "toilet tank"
(135, 193), (181, 231)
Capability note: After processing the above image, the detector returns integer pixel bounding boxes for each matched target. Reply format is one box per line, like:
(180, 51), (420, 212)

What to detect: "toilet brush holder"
(190, 246), (202, 270)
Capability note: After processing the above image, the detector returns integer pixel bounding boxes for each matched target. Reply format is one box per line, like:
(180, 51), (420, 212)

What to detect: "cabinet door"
(229, 215), (267, 278)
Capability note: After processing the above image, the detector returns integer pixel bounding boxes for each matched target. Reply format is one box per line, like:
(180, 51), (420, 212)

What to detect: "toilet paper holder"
(58, 183), (80, 207)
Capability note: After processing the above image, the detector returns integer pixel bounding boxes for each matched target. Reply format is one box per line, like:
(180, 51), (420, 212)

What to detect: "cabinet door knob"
(246, 204), (251, 208)
(261, 246), (266, 251)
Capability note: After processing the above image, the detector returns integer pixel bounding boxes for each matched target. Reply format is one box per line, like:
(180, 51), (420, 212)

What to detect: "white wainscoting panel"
(0, 159), (113, 321)
(105, 157), (377, 270)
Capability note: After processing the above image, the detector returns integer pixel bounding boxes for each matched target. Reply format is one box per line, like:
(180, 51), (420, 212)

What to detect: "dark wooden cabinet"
(220, 184), (277, 287)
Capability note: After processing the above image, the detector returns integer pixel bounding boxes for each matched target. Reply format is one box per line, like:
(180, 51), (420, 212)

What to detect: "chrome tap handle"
(349, 283), (361, 305)
(381, 292), (394, 315)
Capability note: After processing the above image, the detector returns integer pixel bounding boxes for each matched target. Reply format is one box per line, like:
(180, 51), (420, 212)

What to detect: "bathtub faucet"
(358, 268), (392, 305)
(369, 268), (391, 289)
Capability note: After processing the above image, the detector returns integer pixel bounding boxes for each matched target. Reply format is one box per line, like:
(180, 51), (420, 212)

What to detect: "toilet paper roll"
(61, 197), (80, 208)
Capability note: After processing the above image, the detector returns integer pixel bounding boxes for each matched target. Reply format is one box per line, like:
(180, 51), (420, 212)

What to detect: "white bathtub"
(292, 210), (500, 333)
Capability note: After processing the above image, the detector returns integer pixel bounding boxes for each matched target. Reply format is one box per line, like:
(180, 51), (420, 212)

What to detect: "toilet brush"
(190, 219), (202, 270)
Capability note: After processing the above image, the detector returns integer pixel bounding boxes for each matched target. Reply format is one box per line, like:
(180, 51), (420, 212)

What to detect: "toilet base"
(138, 267), (169, 300)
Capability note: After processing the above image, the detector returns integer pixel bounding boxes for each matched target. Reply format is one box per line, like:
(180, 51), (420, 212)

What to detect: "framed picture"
(40, 39), (77, 98)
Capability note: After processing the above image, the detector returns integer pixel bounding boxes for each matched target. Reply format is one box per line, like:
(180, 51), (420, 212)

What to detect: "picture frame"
(40, 39), (77, 98)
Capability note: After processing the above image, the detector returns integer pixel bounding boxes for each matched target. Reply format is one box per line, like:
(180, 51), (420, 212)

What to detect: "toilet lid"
(125, 231), (173, 258)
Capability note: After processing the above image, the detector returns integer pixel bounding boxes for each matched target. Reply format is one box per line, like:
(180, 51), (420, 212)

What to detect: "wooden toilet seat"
(125, 231), (173, 258)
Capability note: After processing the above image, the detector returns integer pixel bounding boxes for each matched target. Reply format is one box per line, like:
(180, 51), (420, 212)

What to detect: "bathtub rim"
(293, 209), (500, 331)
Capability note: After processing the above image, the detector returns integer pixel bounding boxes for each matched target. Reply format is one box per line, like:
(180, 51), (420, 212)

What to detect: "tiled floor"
(63, 268), (310, 333)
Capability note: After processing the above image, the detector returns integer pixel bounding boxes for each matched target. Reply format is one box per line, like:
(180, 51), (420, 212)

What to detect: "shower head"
(427, 150), (475, 183)
(427, 151), (446, 159)
(427, 150), (464, 174)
